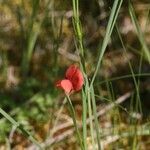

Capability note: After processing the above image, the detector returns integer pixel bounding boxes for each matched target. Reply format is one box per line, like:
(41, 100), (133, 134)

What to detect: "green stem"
(96, 73), (150, 86)
(66, 95), (84, 150)
(91, 85), (101, 150)
(82, 89), (87, 149)
(0, 108), (42, 149)
(87, 82), (96, 150)
(90, 0), (123, 87)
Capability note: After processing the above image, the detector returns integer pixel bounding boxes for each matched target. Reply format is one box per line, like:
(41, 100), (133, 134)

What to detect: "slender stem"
(115, 24), (142, 114)
(72, 1), (87, 150)
(129, 1), (150, 63)
(91, 85), (101, 150)
(90, 0), (123, 87)
(0, 108), (42, 149)
(66, 95), (84, 150)
(82, 89), (87, 149)
(87, 83), (96, 150)
(96, 73), (150, 86)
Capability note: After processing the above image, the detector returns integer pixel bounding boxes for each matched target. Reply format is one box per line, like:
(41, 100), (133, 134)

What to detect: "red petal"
(56, 79), (73, 94)
(66, 65), (84, 91)
(66, 65), (77, 80)
(71, 70), (84, 91)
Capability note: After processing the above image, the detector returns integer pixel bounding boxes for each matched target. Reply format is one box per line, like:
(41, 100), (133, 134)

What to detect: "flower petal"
(66, 65), (77, 80)
(56, 79), (73, 94)
(71, 69), (84, 91)
(66, 65), (84, 91)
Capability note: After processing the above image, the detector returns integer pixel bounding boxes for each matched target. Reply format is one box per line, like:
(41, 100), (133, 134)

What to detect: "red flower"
(56, 65), (84, 94)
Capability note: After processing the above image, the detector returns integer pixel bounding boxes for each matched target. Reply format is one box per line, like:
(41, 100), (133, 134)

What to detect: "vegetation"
(0, 0), (150, 149)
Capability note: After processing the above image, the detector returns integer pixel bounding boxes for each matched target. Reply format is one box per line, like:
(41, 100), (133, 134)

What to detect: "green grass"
(0, 108), (42, 149)
(71, 0), (123, 149)
(0, 0), (150, 149)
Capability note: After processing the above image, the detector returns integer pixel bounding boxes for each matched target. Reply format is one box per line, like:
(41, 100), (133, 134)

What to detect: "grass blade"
(129, 1), (150, 63)
(0, 108), (42, 149)
(90, 0), (123, 87)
